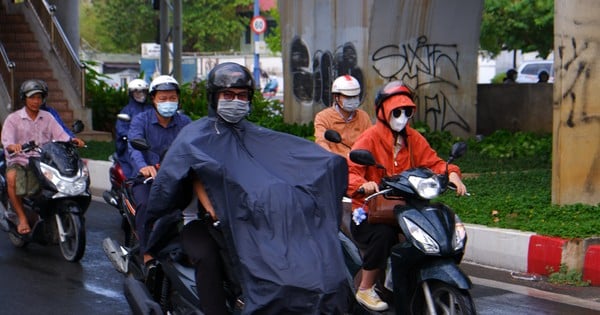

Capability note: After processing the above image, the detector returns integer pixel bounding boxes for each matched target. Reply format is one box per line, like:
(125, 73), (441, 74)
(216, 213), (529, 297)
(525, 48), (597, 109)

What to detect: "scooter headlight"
(408, 175), (441, 199)
(453, 215), (467, 251)
(40, 162), (88, 196)
(403, 217), (440, 254)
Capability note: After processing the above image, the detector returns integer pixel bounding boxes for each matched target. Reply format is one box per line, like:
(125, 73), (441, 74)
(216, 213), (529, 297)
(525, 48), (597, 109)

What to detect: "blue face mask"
(156, 101), (178, 117)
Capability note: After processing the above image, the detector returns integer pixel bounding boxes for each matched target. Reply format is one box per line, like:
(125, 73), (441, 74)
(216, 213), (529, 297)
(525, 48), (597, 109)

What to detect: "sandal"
(17, 221), (31, 235)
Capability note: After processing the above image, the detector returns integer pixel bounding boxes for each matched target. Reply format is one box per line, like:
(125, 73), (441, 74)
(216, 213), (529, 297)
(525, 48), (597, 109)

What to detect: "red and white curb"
(465, 224), (600, 285)
(86, 160), (600, 286)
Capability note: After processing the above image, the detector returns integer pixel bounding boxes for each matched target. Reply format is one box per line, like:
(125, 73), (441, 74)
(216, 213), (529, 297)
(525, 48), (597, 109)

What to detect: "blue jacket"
(115, 98), (150, 178)
(127, 109), (192, 178)
(41, 104), (75, 138)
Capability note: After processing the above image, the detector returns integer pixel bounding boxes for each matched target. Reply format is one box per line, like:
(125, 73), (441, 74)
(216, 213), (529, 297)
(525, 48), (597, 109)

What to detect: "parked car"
(516, 60), (554, 83)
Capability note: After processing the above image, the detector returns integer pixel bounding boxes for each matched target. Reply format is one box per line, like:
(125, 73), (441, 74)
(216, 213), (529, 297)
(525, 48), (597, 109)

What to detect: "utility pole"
(158, 0), (182, 83)
(253, 0), (260, 89)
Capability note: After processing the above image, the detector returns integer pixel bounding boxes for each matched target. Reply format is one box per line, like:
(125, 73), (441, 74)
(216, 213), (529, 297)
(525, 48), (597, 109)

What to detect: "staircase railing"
(0, 42), (16, 109)
(26, 0), (86, 107)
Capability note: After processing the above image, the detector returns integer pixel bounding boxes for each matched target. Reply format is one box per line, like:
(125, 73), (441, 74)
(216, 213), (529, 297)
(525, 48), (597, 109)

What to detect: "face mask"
(389, 110), (410, 132)
(156, 101), (178, 117)
(134, 94), (147, 103)
(217, 99), (250, 123)
(342, 97), (360, 112)
(132, 91), (147, 103)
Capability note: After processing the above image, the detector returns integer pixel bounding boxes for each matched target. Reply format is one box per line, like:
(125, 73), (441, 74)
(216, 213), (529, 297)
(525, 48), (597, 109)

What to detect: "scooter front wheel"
(413, 281), (476, 315)
(57, 211), (86, 262)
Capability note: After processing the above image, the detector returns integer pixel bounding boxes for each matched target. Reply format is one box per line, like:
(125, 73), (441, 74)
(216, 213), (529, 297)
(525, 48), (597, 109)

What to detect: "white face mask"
(389, 110), (410, 132)
(217, 99), (250, 123)
(341, 97), (360, 112)
(133, 91), (147, 103)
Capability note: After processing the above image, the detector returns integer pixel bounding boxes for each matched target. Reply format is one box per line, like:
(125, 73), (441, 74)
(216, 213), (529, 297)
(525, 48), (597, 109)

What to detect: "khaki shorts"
(8, 164), (39, 196)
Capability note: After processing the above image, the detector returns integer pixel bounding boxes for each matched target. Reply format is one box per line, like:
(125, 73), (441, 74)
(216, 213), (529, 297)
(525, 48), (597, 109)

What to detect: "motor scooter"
(326, 130), (476, 315)
(103, 113), (140, 247)
(0, 120), (91, 262)
(103, 113), (132, 211)
(102, 138), (242, 314)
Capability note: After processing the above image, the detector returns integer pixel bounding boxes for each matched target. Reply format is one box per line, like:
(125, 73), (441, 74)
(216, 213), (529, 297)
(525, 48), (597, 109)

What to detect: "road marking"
(471, 276), (600, 312)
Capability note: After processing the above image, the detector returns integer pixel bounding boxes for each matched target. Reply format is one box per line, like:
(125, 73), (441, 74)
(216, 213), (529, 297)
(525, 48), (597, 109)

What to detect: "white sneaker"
(356, 286), (389, 311)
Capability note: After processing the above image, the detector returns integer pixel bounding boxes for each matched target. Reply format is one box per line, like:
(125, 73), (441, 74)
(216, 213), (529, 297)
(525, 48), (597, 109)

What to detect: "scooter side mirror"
(130, 138), (151, 151)
(71, 120), (84, 134)
(349, 149), (377, 166)
(449, 142), (468, 161)
(117, 113), (132, 122)
(324, 129), (342, 144)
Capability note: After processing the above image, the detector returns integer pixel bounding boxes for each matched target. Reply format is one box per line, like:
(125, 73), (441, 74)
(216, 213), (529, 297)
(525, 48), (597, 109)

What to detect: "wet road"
(0, 199), (128, 315)
(1, 199), (599, 315)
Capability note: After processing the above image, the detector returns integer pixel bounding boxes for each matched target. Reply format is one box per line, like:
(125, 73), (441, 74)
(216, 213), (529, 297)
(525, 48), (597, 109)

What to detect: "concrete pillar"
(49, 0), (79, 54)
(552, 0), (600, 205)
(279, 0), (483, 139)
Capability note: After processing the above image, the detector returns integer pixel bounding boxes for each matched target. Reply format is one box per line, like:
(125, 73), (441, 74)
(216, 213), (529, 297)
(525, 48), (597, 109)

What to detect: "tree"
(80, 0), (155, 53)
(480, 0), (554, 59)
(80, 0), (252, 53)
(181, 0), (252, 52)
(264, 8), (281, 53)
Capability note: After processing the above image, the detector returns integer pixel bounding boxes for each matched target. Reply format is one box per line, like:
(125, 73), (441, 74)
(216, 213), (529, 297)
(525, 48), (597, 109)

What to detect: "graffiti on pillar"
(371, 35), (470, 133)
(372, 36), (460, 89)
(289, 37), (364, 107)
(557, 37), (599, 195)
(424, 91), (471, 133)
(557, 37), (599, 128)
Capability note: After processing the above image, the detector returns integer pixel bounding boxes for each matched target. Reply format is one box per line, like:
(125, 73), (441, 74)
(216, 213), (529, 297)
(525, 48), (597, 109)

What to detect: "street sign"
(250, 15), (267, 34)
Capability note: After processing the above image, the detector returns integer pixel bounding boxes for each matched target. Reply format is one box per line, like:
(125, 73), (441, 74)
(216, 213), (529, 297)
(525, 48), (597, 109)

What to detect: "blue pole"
(253, 0), (261, 90)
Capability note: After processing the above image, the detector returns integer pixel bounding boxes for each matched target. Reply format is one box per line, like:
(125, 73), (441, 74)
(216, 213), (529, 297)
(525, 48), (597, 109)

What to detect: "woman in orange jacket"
(347, 80), (467, 311)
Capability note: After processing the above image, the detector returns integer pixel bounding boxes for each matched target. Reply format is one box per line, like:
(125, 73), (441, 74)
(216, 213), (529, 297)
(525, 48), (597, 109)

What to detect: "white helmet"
(149, 75), (180, 95)
(128, 79), (149, 92)
(331, 75), (360, 97)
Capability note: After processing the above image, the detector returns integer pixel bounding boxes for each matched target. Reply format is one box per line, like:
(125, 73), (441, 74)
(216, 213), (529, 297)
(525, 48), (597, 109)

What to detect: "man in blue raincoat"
(140, 63), (350, 314)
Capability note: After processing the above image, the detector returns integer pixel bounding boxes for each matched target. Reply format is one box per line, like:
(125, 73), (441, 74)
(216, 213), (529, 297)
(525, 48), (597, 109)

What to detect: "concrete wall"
(477, 83), (553, 135)
(279, 0), (483, 139)
(552, 0), (600, 205)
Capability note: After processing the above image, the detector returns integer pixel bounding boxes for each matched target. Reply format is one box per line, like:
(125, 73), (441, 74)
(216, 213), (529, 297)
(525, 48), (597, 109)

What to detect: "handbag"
(367, 195), (405, 226)
(367, 195), (406, 226)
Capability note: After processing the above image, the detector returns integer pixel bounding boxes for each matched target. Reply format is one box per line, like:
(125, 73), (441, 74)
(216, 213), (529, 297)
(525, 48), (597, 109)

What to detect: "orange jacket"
(347, 95), (461, 210)
(314, 107), (372, 157)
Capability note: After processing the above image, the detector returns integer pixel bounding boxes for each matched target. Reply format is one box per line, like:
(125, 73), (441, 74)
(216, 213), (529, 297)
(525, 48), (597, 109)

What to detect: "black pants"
(181, 220), (228, 315)
(350, 219), (401, 270)
(133, 181), (151, 252)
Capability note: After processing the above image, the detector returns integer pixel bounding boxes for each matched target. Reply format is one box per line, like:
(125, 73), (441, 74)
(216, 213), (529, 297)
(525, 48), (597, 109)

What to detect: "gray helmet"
(19, 79), (48, 101)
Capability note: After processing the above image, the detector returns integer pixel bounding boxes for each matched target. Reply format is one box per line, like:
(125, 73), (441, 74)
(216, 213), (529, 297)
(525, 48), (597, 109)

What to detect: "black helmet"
(206, 62), (254, 109)
(19, 79), (48, 101)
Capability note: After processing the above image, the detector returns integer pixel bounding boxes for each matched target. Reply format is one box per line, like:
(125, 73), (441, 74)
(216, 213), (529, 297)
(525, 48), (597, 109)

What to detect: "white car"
(516, 60), (554, 83)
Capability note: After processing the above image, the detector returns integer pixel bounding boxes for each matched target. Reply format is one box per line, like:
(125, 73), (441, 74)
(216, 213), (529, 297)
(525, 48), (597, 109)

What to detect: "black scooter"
(326, 130), (476, 315)
(102, 139), (242, 315)
(0, 121), (91, 262)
